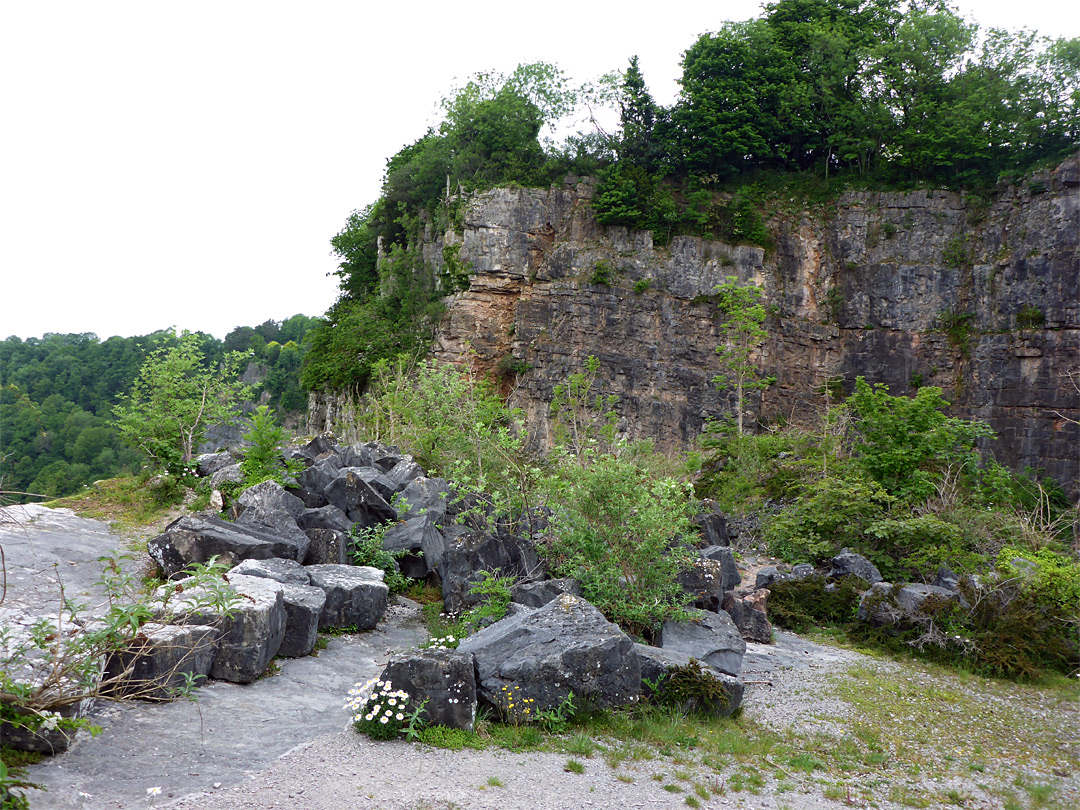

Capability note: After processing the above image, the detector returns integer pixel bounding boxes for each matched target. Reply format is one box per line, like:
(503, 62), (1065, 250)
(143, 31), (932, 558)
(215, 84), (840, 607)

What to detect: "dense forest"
(0, 315), (318, 500)
(300, 0), (1078, 393)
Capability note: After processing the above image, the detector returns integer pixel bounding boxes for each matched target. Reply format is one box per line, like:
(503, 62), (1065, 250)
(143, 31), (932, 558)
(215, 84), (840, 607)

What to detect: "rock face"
(456, 593), (640, 713)
(657, 609), (747, 677)
(312, 161), (1079, 496)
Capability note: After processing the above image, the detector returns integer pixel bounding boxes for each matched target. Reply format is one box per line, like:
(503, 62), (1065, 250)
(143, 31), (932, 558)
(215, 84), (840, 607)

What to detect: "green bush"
(240, 405), (302, 488)
(766, 575), (863, 633)
(540, 452), (697, 639)
(765, 474), (892, 564)
(348, 525), (415, 596)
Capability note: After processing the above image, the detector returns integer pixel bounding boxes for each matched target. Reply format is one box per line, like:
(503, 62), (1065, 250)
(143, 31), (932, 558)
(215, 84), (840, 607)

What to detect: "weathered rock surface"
(439, 526), (541, 615)
(510, 577), (582, 608)
(302, 527), (350, 566)
(657, 609), (747, 676)
(324, 468), (396, 528)
(148, 514), (304, 578)
(857, 582), (966, 626)
(829, 549), (883, 585)
(155, 574), (287, 684)
(277, 582), (328, 658)
(456, 593), (640, 713)
(308, 165), (1080, 496)
(378, 648), (477, 730)
(229, 557), (311, 585)
(305, 564), (389, 630)
(721, 589), (773, 643)
(102, 623), (219, 701)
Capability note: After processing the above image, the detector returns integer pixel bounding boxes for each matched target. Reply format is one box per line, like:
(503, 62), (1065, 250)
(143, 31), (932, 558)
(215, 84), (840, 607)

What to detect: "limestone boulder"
(155, 573), (286, 684)
(394, 477), (451, 523)
(378, 649), (477, 730)
(102, 623), (219, 701)
(148, 514), (304, 579)
(510, 578), (582, 608)
(829, 549), (882, 585)
(324, 468), (396, 529)
(305, 564), (388, 630)
(302, 527), (351, 566)
(277, 582), (327, 657)
(657, 609), (746, 676)
(456, 593), (640, 713)
(439, 526), (541, 616)
(721, 589), (773, 643)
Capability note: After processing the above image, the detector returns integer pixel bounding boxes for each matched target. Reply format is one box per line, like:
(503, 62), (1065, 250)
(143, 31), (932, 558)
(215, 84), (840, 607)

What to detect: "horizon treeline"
(300, 0), (1078, 394)
(0, 315), (318, 501)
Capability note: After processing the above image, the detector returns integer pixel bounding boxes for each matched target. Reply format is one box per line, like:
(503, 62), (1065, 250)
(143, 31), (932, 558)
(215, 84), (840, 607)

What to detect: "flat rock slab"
(657, 609), (747, 676)
(0, 504), (126, 616)
(22, 604), (427, 809)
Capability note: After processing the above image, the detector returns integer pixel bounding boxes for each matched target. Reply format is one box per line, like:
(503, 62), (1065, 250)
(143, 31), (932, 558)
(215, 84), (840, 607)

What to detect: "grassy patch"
(40, 474), (187, 540)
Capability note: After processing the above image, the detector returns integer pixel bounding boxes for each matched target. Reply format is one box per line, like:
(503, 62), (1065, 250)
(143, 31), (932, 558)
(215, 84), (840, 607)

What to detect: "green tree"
(112, 333), (249, 475)
(712, 277), (773, 434)
(617, 56), (660, 168)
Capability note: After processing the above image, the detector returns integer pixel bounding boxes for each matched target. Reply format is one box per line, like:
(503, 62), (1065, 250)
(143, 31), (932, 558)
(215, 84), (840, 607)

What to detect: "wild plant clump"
(344, 678), (425, 741)
(652, 659), (730, 716)
(348, 525), (414, 596)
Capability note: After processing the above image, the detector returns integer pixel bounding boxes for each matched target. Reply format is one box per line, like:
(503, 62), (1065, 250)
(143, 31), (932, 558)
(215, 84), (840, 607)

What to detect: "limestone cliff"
(315, 159), (1080, 494)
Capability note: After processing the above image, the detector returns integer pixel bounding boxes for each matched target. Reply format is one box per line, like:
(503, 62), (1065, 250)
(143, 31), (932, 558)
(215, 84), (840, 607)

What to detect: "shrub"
(348, 525), (414, 596)
(765, 473), (892, 564)
(540, 452), (697, 638)
(766, 575), (862, 633)
(240, 405), (302, 487)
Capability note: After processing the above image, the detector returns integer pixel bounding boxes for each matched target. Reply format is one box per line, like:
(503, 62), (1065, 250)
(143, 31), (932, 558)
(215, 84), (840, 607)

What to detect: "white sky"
(2, 0), (1077, 342)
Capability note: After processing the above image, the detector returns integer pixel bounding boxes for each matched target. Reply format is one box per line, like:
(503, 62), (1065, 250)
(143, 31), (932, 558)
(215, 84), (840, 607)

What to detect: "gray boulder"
(395, 477), (451, 523)
(277, 583), (327, 657)
(510, 578), (582, 608)
(382, 515), (445, 578)
(0, 698), (92, 754)
(305, 564), (389, 630)
(295, 435), (338, 462)
(695, 504), (729, 547)
(340, 442), (375, 469)
(387, 459), (425, 489)
(657, 609), (746, 676)
(303, 528), (351, 566)
(857, 582), (966, 626)
(829, 549), (882, 585)
(195, 452), (236, 478)
(229, 557), (310, 585)
(456, 593), (640, 713)
(156, 573), (286, 684)
(439, 526), (541, 615)
(700, 545), (741, 588)
(210, 463), (243, 489)
(148, 514), (304, 579)
(378, 649), (477, 730)
(296, 505), (352, 534)
(791, 563), (815, 580)
(324, 468), (396, 528)
(721, 589), (773, 643)
(292, 455), (343, 508)
(634, 643), (744, 717)
(342, 466), (397, 502)
(102, 623), (219, 701)
(235, 480), (305, 520)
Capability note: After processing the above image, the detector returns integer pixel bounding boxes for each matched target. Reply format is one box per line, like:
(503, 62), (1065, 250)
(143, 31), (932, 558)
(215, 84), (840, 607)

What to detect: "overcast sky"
(2, 0), (1076, 342)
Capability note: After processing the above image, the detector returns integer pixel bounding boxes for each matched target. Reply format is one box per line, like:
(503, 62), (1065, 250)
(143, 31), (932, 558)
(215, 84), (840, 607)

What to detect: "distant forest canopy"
(300, 0), (1079, 394)
(0, 314), (319, 501)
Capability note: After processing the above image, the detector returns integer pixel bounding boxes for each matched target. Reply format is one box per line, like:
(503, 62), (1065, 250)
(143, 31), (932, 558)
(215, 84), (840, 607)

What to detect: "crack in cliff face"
(387, 163), (1080, 495)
